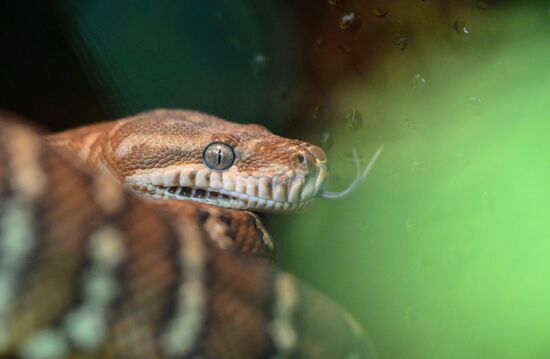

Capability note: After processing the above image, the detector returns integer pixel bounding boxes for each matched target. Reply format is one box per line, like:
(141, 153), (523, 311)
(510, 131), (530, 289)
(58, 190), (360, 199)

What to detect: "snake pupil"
(203, 142), (235, 170)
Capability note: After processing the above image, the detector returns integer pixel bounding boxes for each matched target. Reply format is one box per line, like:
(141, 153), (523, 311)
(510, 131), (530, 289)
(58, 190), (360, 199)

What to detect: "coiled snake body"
(0, 110), (376, 359)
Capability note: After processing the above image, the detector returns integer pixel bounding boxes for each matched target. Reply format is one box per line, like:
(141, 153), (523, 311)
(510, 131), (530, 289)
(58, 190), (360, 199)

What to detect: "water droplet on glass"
(417, 257), (430, 268)
(338, 43), (352, 55)
(252, 53), (268, 73)
(475, 1), (488, 10)
(312, 104), (326, 120)
(404, 307), (419, 324)
(481, 190), (495, 213)
(453, 20), (470, 35)
(373, 6), (389, 18)
(469, 96), (482, 105)
(390, 169), (400, 178)
(227, 37), (242, 49)
(344, 109), (363, 131)
(328, 0), (345, 10)
(321, 132), (333, 149)
(469, 96), (483, 115)
(397, 35), (408, 50)
(411, 74), (427, 92)
(406, 117), (421, 129)
(314, 36), (326, 48)
(278, 86), (290, 99)
(411, 161), (423, 171)
(340, 12), (361, 32)
(254, 53), (267, 65)
(405, 217), (414, 234)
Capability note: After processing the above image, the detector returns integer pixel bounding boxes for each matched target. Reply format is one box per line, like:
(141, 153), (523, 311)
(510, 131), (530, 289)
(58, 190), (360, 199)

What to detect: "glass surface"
(3, 1), (549, 358)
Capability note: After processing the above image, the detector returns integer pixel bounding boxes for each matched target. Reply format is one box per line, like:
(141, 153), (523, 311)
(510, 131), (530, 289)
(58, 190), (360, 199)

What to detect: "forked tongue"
(319, 147), (384, 200)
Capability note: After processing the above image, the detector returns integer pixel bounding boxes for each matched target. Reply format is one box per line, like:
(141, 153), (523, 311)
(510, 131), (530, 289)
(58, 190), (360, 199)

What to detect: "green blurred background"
(2, 1), (550, 358)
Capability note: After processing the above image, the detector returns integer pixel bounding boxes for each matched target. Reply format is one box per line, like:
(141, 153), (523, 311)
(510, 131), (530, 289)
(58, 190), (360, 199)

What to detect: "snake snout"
(289, 150), (315, 175)
(286, 144), (328, 203)
(305, 143), (327, 162)
(289, 144), (327, 175)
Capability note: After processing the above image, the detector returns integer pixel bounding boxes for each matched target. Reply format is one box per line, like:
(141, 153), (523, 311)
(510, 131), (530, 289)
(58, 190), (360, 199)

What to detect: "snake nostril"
(290, 151), (315, 174)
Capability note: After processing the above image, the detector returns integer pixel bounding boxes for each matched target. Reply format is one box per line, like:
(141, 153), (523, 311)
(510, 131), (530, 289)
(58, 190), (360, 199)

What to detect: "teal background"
(57, 0), (299, 130)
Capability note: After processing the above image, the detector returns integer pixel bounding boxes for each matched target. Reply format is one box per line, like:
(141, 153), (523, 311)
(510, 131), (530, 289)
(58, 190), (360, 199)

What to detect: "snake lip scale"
(140, 184), (313, 212)
(126, 168), (322, 212)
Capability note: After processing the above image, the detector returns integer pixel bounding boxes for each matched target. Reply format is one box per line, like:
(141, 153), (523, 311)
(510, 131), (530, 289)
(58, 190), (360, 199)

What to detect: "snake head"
(96, 110), (328, 213)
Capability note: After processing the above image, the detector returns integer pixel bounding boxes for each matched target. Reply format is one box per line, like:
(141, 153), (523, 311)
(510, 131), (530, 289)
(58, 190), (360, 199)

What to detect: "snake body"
(0, 110), (375, 358)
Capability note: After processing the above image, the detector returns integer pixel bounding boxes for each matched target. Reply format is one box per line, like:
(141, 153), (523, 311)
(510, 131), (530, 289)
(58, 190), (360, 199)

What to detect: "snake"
(0, 109), (380, 359)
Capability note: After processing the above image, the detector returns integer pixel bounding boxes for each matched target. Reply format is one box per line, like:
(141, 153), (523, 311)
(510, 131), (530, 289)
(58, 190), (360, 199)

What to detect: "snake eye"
(203, 142), (235, 170)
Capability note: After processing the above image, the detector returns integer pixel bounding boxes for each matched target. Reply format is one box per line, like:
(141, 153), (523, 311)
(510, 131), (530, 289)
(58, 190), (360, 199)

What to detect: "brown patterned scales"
(0, 111), (378, 358)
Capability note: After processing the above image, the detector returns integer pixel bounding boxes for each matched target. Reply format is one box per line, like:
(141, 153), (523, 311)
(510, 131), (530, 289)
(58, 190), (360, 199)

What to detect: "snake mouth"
(133, 184), (311, 212)
(126, 166), (326, 213)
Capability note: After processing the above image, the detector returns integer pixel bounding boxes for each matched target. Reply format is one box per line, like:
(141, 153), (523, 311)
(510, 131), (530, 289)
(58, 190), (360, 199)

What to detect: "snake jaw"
(125, 166), (325, 213)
